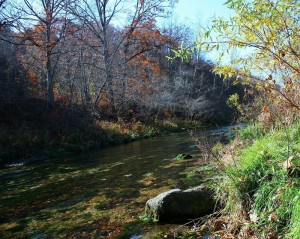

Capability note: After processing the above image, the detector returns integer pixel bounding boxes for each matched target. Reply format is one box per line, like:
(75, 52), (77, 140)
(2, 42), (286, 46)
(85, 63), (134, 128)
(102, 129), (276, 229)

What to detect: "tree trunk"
(103, 36), (114, 109)
(45, 0), (55, 109)
(46, 43), (55, 108)
(46, 64), (55, 108)
(120, 45), (128, 114)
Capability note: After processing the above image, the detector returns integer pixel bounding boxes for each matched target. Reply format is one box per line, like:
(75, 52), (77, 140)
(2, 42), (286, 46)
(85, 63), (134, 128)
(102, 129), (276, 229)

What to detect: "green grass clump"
(289, 195), (300, 238)
(238, 123), (266, 140)
(174, 153), (193, 160)
(215, 122), (300, 238)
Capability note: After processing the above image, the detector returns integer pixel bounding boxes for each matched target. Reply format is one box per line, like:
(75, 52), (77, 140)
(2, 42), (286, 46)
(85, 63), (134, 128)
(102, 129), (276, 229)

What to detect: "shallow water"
(0, 126), (233, 238)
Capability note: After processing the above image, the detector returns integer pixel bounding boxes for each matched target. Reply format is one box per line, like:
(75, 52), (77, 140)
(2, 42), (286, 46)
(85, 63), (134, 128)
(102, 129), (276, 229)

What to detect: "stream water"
(0, 125), (234, 239)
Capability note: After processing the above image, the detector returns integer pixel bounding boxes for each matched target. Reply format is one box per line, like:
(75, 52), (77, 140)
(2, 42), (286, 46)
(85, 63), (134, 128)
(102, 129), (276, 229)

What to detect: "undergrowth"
(213, 121), (300, 238)
(0, 119), (202, 164)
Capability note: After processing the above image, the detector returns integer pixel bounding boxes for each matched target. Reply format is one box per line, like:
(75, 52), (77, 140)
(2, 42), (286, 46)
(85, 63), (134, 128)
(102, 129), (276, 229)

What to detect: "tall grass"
(214, 122), (300, 238)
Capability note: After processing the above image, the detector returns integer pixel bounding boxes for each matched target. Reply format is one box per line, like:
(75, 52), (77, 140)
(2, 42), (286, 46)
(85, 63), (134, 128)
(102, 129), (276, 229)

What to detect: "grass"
(212, 121), (300, 238)
(238, 123), (266, 140)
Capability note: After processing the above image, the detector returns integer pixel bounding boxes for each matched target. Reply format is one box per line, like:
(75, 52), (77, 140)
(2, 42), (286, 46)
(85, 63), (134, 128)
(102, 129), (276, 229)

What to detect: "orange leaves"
(262, 106), (269, 112)
(127, 19), (170, 50)
(127, 52), (160, 95)
(121, 17), (171, 99)
(27, 70), (39, 81)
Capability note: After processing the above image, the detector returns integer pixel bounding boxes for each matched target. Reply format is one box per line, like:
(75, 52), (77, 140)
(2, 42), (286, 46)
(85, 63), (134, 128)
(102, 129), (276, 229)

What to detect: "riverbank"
(187, 122), (300, 238)
(0, 117), (203, 165)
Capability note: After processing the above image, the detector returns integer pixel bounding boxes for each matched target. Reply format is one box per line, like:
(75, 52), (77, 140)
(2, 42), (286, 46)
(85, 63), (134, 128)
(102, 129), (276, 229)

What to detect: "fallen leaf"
(278, 155), (294, 170)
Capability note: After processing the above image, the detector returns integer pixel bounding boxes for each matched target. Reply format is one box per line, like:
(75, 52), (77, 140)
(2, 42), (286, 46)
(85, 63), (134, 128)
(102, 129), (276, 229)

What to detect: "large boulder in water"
(145, 185), (215, 222)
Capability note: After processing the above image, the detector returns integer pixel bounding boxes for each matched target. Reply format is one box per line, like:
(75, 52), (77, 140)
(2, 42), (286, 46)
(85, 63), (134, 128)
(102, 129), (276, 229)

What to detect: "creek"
(0, 125), (234, 239)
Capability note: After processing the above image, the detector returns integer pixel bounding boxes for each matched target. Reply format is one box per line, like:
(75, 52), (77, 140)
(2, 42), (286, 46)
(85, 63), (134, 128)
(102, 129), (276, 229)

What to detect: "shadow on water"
(0, 125), (236, 238)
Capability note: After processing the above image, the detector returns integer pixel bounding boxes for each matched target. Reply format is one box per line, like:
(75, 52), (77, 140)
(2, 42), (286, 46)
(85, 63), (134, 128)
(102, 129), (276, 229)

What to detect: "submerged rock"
(145, 185), (215, 222)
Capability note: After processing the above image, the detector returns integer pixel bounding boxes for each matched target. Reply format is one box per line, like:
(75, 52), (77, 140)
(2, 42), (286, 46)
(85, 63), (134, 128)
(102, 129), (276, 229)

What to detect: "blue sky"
(173, 0), (232, 26)
(14, 0), (232, 30)
(172, 0), (234, 62)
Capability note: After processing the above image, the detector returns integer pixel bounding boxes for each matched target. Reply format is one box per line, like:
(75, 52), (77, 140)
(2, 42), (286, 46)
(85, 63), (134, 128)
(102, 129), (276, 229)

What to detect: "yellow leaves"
(213, 65), (238, 79)
(204, 0), (300, 98)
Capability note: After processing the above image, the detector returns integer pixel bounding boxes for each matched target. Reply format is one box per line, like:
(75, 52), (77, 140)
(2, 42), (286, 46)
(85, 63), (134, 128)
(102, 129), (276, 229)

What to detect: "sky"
(173, 0), (233, 27)
(12, 0), (232, 30)
(171, 0), (234, 62)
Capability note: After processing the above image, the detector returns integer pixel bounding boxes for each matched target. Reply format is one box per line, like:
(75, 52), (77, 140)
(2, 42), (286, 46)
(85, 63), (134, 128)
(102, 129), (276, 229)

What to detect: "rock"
(145, 185), (215, 222)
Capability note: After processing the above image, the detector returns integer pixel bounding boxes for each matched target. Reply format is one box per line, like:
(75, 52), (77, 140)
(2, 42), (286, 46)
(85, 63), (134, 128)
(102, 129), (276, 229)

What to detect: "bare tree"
(0, 0), (7, 29)
(0, 0), (9, 30)
(71, 0), (176, 110)
(8, 0), (71, 109)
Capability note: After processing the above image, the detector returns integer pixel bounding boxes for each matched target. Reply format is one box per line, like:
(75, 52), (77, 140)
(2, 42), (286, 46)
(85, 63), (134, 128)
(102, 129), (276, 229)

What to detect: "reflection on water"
(0, 126), (234, 238)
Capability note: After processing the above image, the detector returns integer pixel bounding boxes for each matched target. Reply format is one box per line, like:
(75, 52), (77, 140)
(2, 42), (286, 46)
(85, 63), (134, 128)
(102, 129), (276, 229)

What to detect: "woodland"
(2, 0), (300, 238)
(0, 0), (242, 162)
